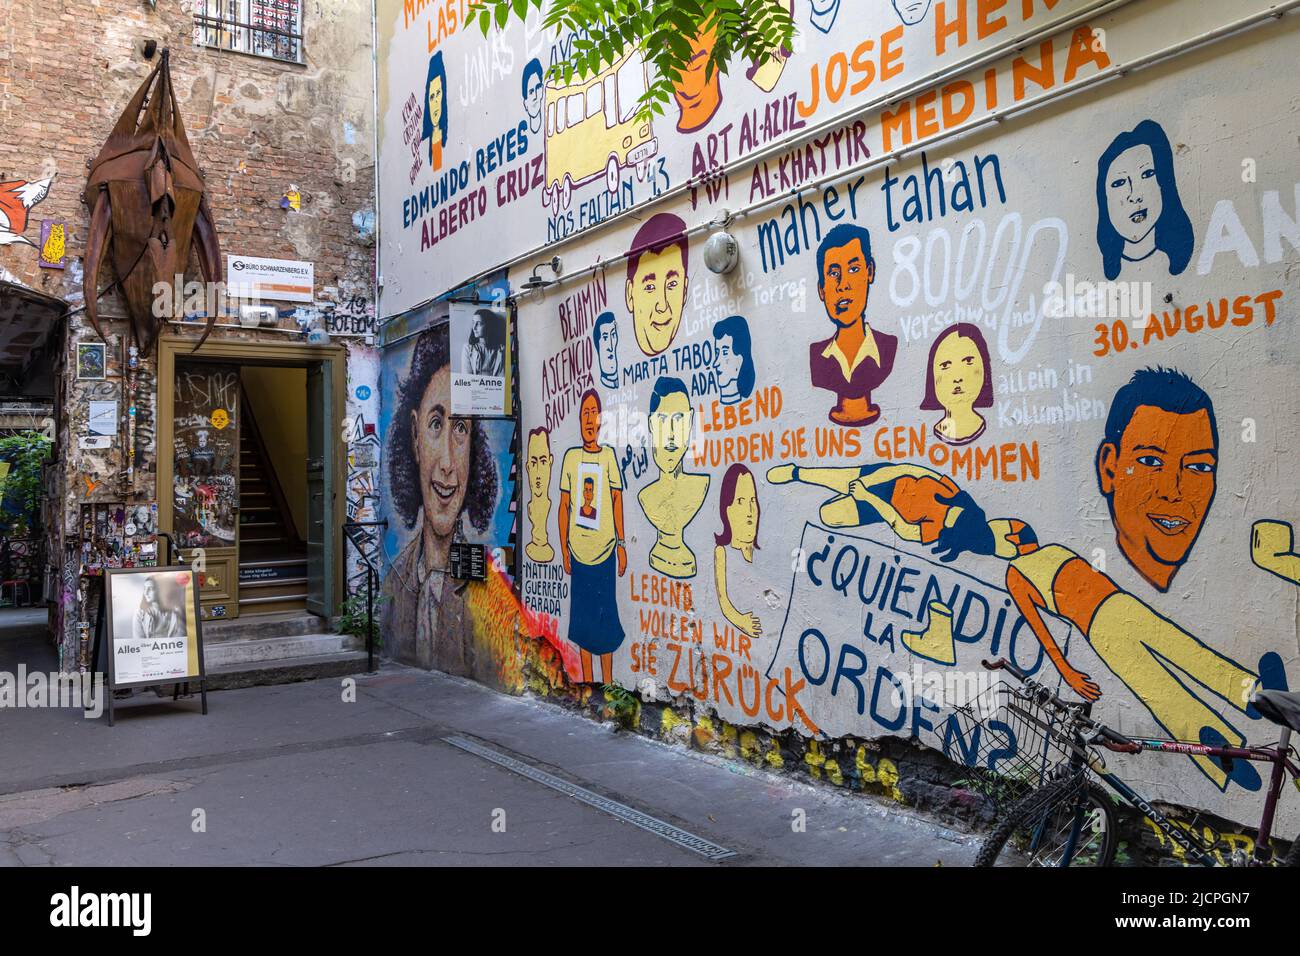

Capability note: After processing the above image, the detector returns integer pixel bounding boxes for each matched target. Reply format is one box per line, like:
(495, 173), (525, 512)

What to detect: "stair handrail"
(342, 519), (387, 673)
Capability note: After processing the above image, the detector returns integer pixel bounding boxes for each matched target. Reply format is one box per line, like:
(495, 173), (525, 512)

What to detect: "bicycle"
(962, 658), (1300, 867)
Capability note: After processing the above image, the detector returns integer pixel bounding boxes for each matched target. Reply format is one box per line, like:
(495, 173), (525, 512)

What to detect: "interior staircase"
(238, 398), (308, 616)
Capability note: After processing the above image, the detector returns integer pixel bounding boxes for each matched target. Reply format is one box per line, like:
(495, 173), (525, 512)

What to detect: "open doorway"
(239, 366), (308, 614)
(0, 278), (61, 675)
(157, 336), (345, 627)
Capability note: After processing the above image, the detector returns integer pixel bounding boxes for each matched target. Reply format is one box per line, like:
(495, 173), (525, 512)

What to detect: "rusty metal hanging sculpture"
(83, 49), (221, 353)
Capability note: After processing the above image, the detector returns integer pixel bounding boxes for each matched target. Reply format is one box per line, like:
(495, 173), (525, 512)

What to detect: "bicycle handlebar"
(1096, 725), (1142, 754)
(982, 658), (1142, 753)
(982, 657), (1031, 683)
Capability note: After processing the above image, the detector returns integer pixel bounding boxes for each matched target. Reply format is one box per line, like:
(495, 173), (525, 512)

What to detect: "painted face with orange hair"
(673, 26), (722, 132)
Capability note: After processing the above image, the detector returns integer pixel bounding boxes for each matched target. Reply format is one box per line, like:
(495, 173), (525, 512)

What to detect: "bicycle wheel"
(976, 778), (1119, 867)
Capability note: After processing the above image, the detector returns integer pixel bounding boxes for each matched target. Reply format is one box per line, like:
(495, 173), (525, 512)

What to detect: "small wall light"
(703, 231), (739, 275)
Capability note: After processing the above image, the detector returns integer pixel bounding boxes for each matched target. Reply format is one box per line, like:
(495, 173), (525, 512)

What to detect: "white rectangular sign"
(450, 303), (508, 416)
(226, 254), (314, 303)
(88, 401), (117, 436)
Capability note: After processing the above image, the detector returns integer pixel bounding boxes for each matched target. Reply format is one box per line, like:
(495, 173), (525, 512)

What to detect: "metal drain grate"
(443, 734), (736, 861)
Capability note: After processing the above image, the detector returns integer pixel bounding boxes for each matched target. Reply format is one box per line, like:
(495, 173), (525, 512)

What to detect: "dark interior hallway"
(0, 606), (56, 673)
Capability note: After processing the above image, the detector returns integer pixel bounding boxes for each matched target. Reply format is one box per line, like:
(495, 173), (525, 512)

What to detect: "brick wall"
(0, 0), (379, 669)
(0, 0), (376, 300)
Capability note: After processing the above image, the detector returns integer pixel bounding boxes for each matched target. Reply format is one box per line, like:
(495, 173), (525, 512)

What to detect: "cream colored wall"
(242, 366), (308, 540)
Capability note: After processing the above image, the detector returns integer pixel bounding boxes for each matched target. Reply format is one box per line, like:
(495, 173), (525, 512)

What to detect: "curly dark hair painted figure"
(387, 323), (498, 536)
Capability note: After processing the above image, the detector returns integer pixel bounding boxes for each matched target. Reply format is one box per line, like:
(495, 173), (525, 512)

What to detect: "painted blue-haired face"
(712, 315), (756, 405)
(421, 52), (449, 149)
(1095, 120), (1193, 280)
(522, 58), (544, 132)
(593, 311), (618, 388)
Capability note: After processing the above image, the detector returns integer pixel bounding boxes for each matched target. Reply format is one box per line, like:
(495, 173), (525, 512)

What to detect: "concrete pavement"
(0, 610), (979, 866)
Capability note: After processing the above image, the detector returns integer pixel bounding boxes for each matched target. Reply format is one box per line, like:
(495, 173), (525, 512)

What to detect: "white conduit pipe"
(379, 0), (1144, 331)
(519, 0), (1298, 302)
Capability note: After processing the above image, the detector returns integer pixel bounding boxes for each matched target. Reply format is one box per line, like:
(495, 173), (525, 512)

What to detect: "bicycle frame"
(1058, 725), (1300, 866)
(981, 659), (1300, 867)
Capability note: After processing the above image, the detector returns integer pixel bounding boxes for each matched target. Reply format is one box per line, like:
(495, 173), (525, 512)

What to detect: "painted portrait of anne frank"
(382, 322), (499, 678)
(1095, 119), (1194, 280)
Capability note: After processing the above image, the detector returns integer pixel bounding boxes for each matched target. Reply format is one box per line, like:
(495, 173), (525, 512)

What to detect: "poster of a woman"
(459, 308), (506, 377)
(382, 323), (500, 679)
(131, 576), (185, 643)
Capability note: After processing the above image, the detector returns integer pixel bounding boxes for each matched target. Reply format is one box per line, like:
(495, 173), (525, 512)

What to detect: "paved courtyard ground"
(0, 608), (978, 866)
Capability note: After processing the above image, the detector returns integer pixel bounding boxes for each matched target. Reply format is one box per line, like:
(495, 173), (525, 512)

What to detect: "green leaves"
(476, 0), (797, 124)
(0, 430), (51, 536)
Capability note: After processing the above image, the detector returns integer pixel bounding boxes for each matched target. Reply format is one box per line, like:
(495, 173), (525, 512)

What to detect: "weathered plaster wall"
(376, 0), (1300, 845)
(0, 0), (379, 666)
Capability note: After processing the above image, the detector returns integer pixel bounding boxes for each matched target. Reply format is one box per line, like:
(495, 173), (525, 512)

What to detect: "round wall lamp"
(703, 230), (739, 275)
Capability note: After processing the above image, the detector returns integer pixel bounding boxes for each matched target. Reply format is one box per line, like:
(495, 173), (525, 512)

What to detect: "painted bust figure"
(524, 426), (555, 563)
(639, 376), (709, 577)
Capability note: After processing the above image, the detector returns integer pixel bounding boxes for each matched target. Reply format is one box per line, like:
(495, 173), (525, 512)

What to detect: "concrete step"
(202, 649), (373, 691)
(203, 632), (359, 668)
(203, 611), (323, 643)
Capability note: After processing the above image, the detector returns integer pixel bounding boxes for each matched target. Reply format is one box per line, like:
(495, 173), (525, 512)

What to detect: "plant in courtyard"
(602, 681), (639, 728)
(476, 0), (797, 122)
(338, 589), (385, 648)
(0, 431), (52, 536)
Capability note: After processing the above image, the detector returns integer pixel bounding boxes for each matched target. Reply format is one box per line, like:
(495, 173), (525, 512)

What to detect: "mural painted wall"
(376, 0), (1108, 317)
(377, 305), (521, 686)
(375, 0), (1300, 830)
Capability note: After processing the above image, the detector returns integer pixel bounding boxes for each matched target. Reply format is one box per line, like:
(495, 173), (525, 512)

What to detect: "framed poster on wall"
(449, 302), (510, 416)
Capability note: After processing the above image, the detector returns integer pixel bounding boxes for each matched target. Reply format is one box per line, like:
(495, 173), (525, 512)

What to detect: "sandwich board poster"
(106, 567), (204, 688)
(449, 302), (510, 416)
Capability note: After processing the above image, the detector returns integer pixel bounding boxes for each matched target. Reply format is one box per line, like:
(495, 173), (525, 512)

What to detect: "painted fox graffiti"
(0, 176), (54, 247)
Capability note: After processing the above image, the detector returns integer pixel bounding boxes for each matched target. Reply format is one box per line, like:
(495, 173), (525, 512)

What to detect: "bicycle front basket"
(947, 680), (1077, 811)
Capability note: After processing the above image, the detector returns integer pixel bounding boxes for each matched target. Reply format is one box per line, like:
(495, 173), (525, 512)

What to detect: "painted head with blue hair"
(1095, 119), (1193, 280)
(648, 376), (692, 475)
(593, 311), (619, 388)
(712, 315), (756, 405)
(421, 51), (449, 160)
(522, 58), (544, 132)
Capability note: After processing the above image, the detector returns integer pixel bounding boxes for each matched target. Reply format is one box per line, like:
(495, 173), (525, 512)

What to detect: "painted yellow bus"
(543, 47), (658, 210)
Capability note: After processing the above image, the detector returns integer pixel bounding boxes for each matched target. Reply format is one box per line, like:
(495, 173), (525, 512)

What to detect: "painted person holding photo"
(558, 389), (627, 683)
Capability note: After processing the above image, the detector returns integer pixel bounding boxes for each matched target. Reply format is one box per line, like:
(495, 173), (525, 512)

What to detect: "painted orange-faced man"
(1004, 368), (1287, 791)
(1096, 366), (1217, 592)
(809, 223), (898, 427)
